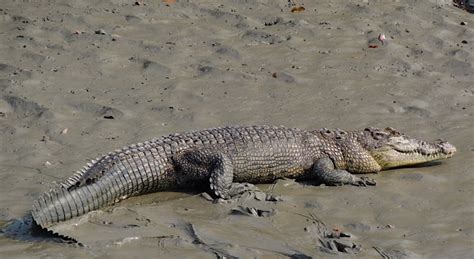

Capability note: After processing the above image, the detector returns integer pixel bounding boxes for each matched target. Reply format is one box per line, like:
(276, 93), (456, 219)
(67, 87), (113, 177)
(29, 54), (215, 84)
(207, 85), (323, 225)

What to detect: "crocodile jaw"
(370, 139), (456, 169)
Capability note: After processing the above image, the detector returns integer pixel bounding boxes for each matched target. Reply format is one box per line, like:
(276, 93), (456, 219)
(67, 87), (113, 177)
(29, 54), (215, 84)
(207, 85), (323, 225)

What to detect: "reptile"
(31, 125), (456, 229)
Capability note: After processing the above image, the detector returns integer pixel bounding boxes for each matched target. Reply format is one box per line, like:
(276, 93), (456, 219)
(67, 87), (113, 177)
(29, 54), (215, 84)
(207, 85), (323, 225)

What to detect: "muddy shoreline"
(0, 0), (473, 258)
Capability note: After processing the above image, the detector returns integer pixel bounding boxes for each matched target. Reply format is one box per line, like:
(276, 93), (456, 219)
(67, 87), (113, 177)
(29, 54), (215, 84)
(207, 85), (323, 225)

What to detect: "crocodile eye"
(319, 128), (331, 134)
(385, 127), (401, 136)
(373, 131), (387, 140)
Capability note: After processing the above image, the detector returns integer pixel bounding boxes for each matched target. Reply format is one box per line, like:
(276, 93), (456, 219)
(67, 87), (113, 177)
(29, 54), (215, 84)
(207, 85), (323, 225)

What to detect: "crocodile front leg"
(312, 157), (376, 186)
(173, 149), (257, 199)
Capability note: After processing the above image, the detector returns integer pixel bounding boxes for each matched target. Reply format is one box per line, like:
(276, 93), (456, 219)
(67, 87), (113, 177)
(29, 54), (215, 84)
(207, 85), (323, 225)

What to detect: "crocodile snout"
(439, 142), (456, 156)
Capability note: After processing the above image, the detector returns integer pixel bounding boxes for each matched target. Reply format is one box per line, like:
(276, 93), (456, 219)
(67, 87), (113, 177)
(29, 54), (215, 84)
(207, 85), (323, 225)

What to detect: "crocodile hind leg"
(173, 149), (258, 199)
(312, 157), (376, 186)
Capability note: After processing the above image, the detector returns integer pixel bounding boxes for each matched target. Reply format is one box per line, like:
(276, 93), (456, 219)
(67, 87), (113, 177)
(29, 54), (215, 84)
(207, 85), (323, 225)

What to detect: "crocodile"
(32, 125), (456, 229)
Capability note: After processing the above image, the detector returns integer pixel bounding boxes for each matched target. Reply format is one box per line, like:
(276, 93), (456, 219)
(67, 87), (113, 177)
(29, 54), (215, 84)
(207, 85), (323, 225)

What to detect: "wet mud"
(0, 0), (473, 258)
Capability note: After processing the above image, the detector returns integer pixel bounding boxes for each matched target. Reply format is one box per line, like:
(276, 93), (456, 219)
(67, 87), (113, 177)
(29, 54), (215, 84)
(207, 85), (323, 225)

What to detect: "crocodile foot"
(202, 183), (282, 203)
(352, 176), (376, 186)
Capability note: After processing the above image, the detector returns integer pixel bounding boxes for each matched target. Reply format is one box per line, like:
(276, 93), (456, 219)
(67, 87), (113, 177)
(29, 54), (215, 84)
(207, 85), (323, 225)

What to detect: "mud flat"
(0, 0), (473, 258)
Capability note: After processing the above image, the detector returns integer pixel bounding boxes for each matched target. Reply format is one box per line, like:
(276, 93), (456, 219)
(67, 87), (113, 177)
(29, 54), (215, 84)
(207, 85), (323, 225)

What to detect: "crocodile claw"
(353, 176), (376, 187)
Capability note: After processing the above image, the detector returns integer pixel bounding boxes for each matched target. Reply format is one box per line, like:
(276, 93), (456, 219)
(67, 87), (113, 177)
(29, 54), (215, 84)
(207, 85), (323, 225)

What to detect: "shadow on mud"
(0, 215), (78, 244)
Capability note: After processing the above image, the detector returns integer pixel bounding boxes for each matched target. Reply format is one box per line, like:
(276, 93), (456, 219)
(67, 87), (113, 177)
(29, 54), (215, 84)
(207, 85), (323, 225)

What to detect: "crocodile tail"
(32, 142), (167, 228)
(31, 176), (120, 229)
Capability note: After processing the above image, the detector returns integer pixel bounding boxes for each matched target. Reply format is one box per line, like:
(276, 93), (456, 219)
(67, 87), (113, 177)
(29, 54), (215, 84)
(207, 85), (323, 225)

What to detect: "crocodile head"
(359, 127), (456, 169)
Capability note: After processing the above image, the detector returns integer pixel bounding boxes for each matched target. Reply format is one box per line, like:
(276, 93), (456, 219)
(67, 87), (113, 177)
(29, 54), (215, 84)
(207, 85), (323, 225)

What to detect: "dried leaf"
(291, 6), (305, 13)
(162, 0), (176, 4)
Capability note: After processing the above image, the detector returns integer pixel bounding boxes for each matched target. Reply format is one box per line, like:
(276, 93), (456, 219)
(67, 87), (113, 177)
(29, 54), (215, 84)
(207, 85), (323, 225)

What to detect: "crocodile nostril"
(442, 143), (457, 155)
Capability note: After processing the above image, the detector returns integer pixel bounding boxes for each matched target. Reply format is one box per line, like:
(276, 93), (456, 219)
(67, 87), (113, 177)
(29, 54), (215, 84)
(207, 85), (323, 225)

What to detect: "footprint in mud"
(21, 51), (46, 65)
(345, 3), (370, 14)
(71, 102), (124, 119)
(373, 101), (431, 118)
(442, 60), (471, 77)
(448, 49), (470, 60)
(88, 207), (151, 228)
(124, 15), (142, 23)
(389, 58), (412, 76)
(197, 64), (215, 76)
(3, 95), (52, 119)
(181, 223), (238, 258)
(305, 219), (361, 255)
(215, 45), (240, 59)
(230, 206), (276, 217)
(0, 63), (19, 75)
(138, 41), (162, 54)
(142, 59), (171, 76)
(373, 246), (409, 259)
(400, 106), (431, 118)
(0, 63), (32, 81)
(198, 6), (249, 29)
(271, 72), (296, 83)
(127, 56), (171, 76)
(0, 79), (13, 92)
(241, 30), (286, 45)
(424, 35), (445, 50)
(261, 16), (284, 27)
(304, 201), (323, 210)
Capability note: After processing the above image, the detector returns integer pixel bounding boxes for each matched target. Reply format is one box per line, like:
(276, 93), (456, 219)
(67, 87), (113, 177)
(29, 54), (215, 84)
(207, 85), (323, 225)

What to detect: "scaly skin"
(31, 125), (456, 229)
